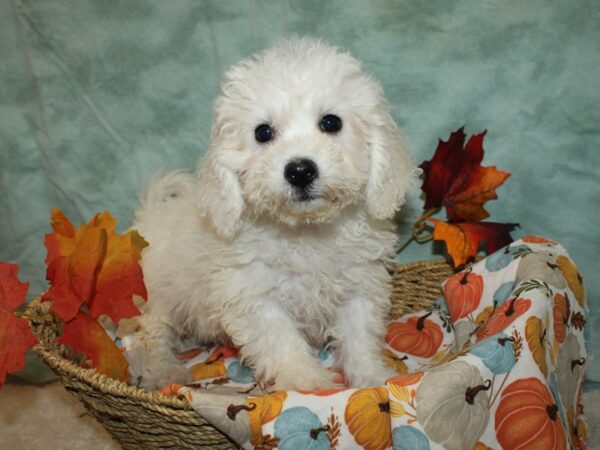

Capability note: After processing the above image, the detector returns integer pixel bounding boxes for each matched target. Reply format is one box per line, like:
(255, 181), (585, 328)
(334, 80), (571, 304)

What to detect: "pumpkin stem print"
(465, 379), (492, 404)
(227, 402), (256, 420)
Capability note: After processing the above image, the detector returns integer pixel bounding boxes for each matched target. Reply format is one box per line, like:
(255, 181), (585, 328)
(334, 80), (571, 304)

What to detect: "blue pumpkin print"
(226, 361), (255, 384)
(485, 247), (513, 272)
(433, 297), (449, 314)
(493, 281), (515, 306)
(393, 425), (431, 450)
(485, 244), (530, 271)
(274, 407), (331, 450)
(470, 332), (516, 374)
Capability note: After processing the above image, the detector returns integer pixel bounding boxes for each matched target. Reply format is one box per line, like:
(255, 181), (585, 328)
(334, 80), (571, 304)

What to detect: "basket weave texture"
(25, 259), (453, 450)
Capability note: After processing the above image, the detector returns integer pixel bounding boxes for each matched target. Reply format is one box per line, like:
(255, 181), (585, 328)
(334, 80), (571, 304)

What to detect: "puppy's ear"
(196, 114), (245, 239)
(365, 108), (419, 220)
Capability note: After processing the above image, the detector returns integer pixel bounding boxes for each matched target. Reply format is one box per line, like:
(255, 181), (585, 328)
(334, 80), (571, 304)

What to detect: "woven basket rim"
(28, 298), (193, 412)
(27, 258), (451, 413)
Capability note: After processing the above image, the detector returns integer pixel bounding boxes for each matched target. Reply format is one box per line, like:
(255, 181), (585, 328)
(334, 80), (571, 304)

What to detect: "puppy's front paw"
(137, 360), (192, 391)
(271, 364), (339, 391)
(344, 359), (397, 388)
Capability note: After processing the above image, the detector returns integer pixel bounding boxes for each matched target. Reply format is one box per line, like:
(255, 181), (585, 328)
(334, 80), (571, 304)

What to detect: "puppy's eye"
(255, 124), (274, 143)
(319, 114), (342, 133)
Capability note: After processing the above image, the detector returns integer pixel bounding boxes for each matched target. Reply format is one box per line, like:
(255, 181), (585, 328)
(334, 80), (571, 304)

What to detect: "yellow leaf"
(390, 400), (406, 418)
(389, 382), (409, 403)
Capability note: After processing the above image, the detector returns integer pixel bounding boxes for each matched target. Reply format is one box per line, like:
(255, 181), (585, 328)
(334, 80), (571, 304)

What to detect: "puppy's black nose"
(284, 159), (319, 188)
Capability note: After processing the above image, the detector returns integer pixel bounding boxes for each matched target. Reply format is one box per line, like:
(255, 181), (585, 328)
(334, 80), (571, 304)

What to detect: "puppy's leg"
(221, 299), (337, 391)
(133, 314), (192, 390)
(332, 296), (396, 387)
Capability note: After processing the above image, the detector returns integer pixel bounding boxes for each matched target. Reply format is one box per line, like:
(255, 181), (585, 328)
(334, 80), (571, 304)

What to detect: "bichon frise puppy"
(132, 37), (418, 391)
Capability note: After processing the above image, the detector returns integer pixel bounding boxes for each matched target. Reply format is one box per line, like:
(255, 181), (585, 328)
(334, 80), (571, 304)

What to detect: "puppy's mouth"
(294, 188), (320, 203)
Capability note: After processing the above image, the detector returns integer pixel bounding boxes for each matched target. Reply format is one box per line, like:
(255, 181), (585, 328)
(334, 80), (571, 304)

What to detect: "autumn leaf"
(419, 127), (511, 222)
(43, 210), (148, 323)
(0, 262), (37, 388)
(86, 212), (148, 323)
(429, 218), (517, 267)
(59, 311), (129, 381)
(43, 209), (108, 321)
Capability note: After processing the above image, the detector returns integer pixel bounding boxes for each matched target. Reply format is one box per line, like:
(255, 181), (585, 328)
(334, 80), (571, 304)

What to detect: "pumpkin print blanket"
(122, 237), (589, 449)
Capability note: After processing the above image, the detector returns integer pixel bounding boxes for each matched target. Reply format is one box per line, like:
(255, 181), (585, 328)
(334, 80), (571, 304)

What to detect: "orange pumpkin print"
(522, 235), (557, 245)
(495, 377), (567, 450)
(444, 269), (484, 322)
(476, 297), (531, 341)
(556, 255), (585, 307)
(386, 312), (443, 358)
(345, 387), (391, 450)
(553, 293), (569, 344)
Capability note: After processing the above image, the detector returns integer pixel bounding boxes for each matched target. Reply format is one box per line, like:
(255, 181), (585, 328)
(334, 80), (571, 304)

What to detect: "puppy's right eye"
(255, 124), (274, 143)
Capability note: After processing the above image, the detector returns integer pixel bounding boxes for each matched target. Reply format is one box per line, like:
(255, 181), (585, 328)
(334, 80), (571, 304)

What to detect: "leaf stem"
(397, 207), (440, 255)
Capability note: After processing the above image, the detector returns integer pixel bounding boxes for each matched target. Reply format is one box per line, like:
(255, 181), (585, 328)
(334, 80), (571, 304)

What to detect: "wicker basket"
(25, 259), (453, 450)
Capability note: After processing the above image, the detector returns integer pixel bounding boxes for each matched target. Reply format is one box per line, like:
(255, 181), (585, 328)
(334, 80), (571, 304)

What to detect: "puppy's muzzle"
(284, 158), (319, 201)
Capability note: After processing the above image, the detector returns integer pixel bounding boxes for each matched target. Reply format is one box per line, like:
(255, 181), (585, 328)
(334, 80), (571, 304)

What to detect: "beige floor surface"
(1, 378), (598, 449)
(0, 378), (119, 450)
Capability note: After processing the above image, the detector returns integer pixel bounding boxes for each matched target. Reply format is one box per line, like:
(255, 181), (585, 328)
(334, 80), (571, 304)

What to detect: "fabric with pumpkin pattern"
(121, 237), (588, 449)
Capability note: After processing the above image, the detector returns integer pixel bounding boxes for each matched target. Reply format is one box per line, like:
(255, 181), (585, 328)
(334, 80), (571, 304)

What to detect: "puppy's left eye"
(319, 114), (343, 133)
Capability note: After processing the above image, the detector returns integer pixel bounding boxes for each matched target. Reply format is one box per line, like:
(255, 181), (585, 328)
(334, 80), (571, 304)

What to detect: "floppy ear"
(365, 108), (419, 220)
(196, 113), (245, 239)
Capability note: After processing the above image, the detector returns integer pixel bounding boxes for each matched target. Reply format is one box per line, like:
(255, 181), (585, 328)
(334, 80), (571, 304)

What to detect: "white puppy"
(132, 37), (418, 391)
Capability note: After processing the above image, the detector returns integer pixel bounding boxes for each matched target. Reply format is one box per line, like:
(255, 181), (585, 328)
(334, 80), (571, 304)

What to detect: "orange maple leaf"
(59, 311), (129, 381)
(43, 210), (148, 323)
(86, 212), (148, 323)
(420, 128), (510, 222)
(43, 210), (108, 321)
(429, 218), (517, 267)
(0, 262), (37, 388)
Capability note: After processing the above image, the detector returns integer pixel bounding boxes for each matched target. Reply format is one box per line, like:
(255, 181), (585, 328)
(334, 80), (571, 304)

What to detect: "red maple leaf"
(429, 219), (518, 267)
(0, 262), (37, 388)
(59, 311), (129, 381)
(419, 127), (510, 222)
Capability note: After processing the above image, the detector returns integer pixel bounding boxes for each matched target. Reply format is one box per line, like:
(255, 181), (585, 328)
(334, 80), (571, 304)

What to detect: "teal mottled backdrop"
(1, 0), (598, 381)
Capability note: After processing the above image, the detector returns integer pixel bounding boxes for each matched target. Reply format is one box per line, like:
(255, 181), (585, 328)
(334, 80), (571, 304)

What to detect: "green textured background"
(1, 0), (598, 381)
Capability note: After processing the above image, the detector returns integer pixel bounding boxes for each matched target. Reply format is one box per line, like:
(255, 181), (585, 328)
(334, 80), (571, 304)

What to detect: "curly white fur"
(132, 37), (419, 390)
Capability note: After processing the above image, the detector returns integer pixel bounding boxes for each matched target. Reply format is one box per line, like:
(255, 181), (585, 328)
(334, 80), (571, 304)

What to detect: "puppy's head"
(197, 38), (418, 238)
